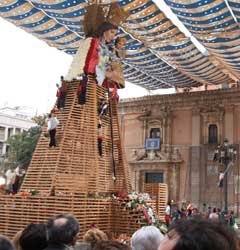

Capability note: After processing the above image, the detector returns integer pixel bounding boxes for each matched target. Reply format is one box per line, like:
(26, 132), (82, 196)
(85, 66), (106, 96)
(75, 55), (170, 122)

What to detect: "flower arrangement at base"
(115, 234), (131, 245)
(19, 189), (39, 196)
(29, 189), (39, 196)
(43, 133), (49, 138)
(112, 191), (156, 225)
(124, 192), (150, 209)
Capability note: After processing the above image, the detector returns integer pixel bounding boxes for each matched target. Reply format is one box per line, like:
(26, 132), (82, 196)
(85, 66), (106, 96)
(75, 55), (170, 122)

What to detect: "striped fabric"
(0, 0), (238, 89)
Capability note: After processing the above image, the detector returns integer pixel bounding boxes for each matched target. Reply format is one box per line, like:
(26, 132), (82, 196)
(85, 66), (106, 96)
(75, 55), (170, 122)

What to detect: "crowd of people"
(165, 201), (238, 230)
(0, 212), (239, 250)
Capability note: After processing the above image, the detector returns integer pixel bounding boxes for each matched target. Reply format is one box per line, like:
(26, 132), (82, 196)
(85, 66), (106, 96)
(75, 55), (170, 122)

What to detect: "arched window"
(208, 124), (218, 144)
(150, 128), (160, 138)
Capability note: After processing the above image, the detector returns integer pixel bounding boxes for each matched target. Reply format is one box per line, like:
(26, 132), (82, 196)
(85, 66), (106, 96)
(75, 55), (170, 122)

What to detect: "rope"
(107, 86), (116, 180)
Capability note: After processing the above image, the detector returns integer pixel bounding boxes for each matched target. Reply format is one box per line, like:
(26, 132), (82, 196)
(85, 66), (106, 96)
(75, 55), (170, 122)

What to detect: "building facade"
(119, 87), (240, 211)
(0, 107), (36, 156)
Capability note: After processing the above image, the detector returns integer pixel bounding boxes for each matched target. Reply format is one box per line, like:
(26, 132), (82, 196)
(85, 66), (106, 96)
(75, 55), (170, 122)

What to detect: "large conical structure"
(21, 78), (131, 194)
(0, 79), (140, 239)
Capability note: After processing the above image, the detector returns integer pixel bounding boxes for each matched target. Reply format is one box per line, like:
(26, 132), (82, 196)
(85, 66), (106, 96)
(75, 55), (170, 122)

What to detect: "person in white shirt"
(12, 164), (26, 193)
(165, 202), (171, 226)
(209, 207), (219, 220)
(47, 113), (59, 147)
(5, 168), (16, 193)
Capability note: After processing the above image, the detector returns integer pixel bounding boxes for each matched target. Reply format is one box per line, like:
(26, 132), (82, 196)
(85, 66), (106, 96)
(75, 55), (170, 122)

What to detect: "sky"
(0, 0), (200, 115)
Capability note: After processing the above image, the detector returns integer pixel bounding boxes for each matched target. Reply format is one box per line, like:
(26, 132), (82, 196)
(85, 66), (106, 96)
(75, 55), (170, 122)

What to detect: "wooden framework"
(21, 79), (131, 194)
(144, 183), (168, 221)
(0, 195), (146, 239)
(0, 80), (169, 239)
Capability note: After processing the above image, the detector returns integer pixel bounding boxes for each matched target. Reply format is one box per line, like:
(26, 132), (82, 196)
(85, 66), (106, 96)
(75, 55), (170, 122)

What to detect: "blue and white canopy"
(0, 0), (239, 89)
(164, 0), (240, 82)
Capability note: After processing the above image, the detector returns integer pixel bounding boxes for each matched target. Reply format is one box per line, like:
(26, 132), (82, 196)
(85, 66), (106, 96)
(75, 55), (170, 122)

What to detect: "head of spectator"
(191, 208), (200, 218)
(0, 234), (15, 250)
(131, 226), (164, 250)
(12, 230), (23, 250)
(92, 240), (130, 250)
(19, 223), (47, 250)
(158, 218), (237, 250)
(236, 230), (240, 250)
(46, 214), (80, 246)
(83, 228), (108, 247)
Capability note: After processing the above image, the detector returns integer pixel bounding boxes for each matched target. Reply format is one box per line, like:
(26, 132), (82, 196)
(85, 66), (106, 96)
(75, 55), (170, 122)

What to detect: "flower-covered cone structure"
(0, 1), (169, 239)
(0, 80), (142, 239)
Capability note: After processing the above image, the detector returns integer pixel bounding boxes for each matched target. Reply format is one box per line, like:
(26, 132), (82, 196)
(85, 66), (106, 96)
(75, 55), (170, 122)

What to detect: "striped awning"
(0, 0), (239, 89)
(164, 0), (240, 83)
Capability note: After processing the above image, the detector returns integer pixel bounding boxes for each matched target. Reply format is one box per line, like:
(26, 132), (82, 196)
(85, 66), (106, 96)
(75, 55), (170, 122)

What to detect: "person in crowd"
(131, 226), (164, 250)
(47, 112), (59, 148)
(83, 227), (108, 248)
(158, 218), (237, 250)
(186, 202), (193, 217)
(12, 230), (23, 250)
(92, 240), (130, 250)
(5, 167), (16, 194)
(219, 209), (226, 223)
(236, 230), (240, 250)
(179, 208), (186, 220)
(56, 76), (67, 110)
(207, 206), (212, 218)
(19, 223), (47, 250)
(45, 214), (80, 250)
(12, 164), (26, 194)
(191, 207), (201, 219)
(209, 207), (219, 220)
(165, 201), (171, 226)
(228, 210), (236, 229)
(0, 234), (15, 250)
(147, 206), (156, 224)
(172, 208), (182, 221)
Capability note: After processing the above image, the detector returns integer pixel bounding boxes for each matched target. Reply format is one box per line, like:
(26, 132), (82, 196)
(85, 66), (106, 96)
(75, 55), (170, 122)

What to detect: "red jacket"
(83, 38), (100, 74)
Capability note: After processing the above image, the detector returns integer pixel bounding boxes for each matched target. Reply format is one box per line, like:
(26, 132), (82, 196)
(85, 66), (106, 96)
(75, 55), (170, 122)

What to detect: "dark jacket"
(43, 243), (67, 250)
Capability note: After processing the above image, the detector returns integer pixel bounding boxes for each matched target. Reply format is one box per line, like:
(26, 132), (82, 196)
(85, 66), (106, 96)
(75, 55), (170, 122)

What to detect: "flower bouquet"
(116, 234), (131, 245)
(125, 192), (150, 209)
(43, 132), (49, 138)
(29, 189), (39, 196)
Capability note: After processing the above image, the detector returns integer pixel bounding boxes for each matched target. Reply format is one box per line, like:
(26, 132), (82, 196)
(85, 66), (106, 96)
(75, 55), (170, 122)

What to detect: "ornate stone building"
(119, 87), (240, 211)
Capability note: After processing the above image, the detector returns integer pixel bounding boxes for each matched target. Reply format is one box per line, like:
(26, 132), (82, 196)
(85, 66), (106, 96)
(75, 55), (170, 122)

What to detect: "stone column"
(2, 127), (8, 155)
(192, 108), (201, 145)
(134, 168), (141, 192)
(190, 108), (201, 206)
(224, 105), (234, 143)
(169, 163), (180, 202)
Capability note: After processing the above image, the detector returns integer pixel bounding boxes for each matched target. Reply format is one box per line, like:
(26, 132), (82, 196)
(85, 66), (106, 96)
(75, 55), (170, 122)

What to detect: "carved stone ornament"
(137, 105), (173, 123)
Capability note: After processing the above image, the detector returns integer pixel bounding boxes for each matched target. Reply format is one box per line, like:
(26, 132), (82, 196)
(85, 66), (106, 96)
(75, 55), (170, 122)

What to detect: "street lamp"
(213, 138), (237, 212)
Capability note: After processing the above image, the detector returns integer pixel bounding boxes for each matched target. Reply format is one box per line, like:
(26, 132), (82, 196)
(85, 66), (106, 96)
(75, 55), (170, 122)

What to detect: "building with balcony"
(0, 107), (36, 156)
(119, 87), (240, 210)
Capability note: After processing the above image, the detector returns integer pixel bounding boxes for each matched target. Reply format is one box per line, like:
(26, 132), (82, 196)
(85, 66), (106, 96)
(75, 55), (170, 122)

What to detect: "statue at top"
(65, 2), (129, 104)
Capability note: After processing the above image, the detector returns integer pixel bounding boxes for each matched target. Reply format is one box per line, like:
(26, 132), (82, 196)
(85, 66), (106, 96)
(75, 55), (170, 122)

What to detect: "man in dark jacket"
(44, 214), (80, 250)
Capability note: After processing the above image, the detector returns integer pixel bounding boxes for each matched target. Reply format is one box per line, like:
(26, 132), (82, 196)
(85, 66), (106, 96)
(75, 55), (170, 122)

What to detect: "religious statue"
(65, 3), (129, 104)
